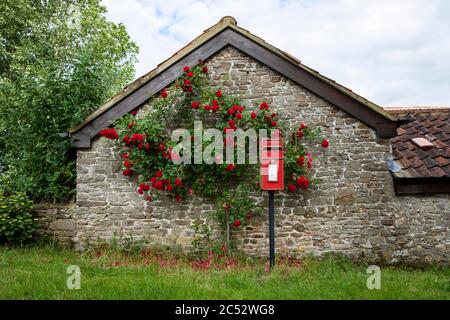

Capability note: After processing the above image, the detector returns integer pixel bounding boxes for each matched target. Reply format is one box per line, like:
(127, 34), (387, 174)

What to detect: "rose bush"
(100, 62), (328, 252)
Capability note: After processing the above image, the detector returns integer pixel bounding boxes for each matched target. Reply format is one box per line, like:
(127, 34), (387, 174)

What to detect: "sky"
(102, 0), (450, 106)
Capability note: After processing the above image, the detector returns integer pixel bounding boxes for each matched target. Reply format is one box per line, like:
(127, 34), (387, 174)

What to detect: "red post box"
(260, 137), (284, 191)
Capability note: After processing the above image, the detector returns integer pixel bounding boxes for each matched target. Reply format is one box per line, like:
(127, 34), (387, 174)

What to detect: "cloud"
(102, 0), (450, 106)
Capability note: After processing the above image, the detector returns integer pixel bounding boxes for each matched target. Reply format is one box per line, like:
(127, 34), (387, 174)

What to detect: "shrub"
(0, 191), (36, 244)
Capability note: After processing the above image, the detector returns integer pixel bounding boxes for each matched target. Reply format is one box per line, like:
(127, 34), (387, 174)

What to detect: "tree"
(0, 0), (138, 200)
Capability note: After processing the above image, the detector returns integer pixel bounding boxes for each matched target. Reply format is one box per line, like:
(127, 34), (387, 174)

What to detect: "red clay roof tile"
(389, 111), (450, 178)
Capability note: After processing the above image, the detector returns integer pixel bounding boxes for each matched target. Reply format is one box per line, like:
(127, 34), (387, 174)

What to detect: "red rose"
(187, 71), (194, 77)
(321, 139), (329, 148)
(271, 113), (277, 118)
(166, 184), (173, 192)
(215, 90), (222, 98)
(296, 176), (309, 189)
(228, 119), (235, 127)
(225, 164), (235, 171)
(300, 122), (307, 129)
(122, 169), (133, 176)
(296, 156), (305, 167)
(100, 128), (118, 140)
(232, 219), (241, 228)
(251, 111), (257, 119)
(155, 170), (163, 178)
(203, 105), (211, 111)
(144, 143), (151, 150)
(154, 181), (163, 190)
(161, 89), (168, 98)
(131, 133), (144, 142)
(128, 122), (135, 129)
(259, 102), (269, 110)
(145, 195), (152, 202)
(175, 194), (182, 202)
(288, 184), (297, 193)
(174, 178), (182, 187)
(139, 183), (150, 191)
(130, 110), (138, 116)
(296, 130), (304, 138)
(124, 160), (133, 168)
(211, 104), (220, 112)
(183, 66), (190, 72)
(227, 108), (234, 115)
(121, 153), (129, 159)
(159, 143), (165, 151)
(235, 112), (242, 120)
(191, 101), (199, 109)
(271, 121), (277, 127)
(202, 66), (208, 73)
(183, 79), (191, 86)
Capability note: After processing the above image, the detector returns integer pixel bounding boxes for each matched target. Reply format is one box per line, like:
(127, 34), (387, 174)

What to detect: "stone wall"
(38, 46), (449, 265)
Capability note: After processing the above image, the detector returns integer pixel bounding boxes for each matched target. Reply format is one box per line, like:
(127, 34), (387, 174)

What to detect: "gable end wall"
(40, 46), (449, 265)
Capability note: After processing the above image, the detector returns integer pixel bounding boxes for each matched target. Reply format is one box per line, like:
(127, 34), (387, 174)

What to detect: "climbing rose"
(154, 181), (164, 190)
(131, 133), (144, 142)
(155, 170), (163, 177)
(202, 66), (208, 73)
(191, 101), (199, 109)
(100, 128), (118, 140)
(124, 160), (133, 168)
(288, 184), (297, 193)
(296, 156), (305, 166)
(251, 111), (257, 119)
(187, 71), (194, 77)
(166, 184), (173, 192)
(122, 169), (133, 176)
(215, 90), (222, 98)
(139, 183), (150, 191)
(321, 139), (329, 148)
(296, 176), (309, 189)
(183, 66), (190, 72)
(175, 178), (182, 187)
(161, 89), (168, 98)
(235, 112), (242, 120)
(225, 164), (235, 171)
(260, 102), (269, 110)
(204, 105), (211, 111)
(232, 219), (241, 228)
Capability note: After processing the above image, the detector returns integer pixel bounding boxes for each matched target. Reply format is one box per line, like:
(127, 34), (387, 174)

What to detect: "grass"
(0, 245), (449, 300)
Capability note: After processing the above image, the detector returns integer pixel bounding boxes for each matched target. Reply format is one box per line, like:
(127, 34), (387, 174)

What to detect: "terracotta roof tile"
(390, 111), (450, 179)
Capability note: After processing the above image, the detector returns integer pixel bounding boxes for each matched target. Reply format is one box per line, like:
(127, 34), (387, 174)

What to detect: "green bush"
(0, 191), (36, 244)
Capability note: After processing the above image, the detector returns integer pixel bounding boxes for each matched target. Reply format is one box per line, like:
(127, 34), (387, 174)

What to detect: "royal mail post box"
(260, 137), (284, 190)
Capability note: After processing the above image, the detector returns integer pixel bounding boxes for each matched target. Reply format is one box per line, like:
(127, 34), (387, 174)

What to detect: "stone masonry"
(36, 46), (450, 265)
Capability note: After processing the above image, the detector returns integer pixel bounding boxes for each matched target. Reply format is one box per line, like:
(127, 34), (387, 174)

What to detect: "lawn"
(0, 246), (449, 300)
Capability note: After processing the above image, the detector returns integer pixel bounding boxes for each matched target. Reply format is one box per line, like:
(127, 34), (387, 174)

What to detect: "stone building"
(36, 17), (450, 265)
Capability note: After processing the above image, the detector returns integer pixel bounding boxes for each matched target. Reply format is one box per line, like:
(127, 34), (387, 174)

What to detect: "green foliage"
(0, 0), (138, 200)
(0, 191), (36, 244)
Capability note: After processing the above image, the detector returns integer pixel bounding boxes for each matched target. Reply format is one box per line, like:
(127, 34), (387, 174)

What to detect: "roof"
(69, 16), (398, 148)
(387, 109), (450, 193)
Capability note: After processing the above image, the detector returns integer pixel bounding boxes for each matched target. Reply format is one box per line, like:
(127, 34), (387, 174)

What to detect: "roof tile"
(389, 112), (450, 179)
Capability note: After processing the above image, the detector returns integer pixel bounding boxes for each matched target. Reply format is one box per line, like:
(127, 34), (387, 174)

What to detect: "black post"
(269, 190), (275, 269)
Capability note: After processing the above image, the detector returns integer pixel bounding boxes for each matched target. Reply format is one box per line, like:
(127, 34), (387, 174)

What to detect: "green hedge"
(0, 192), (36, 244)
